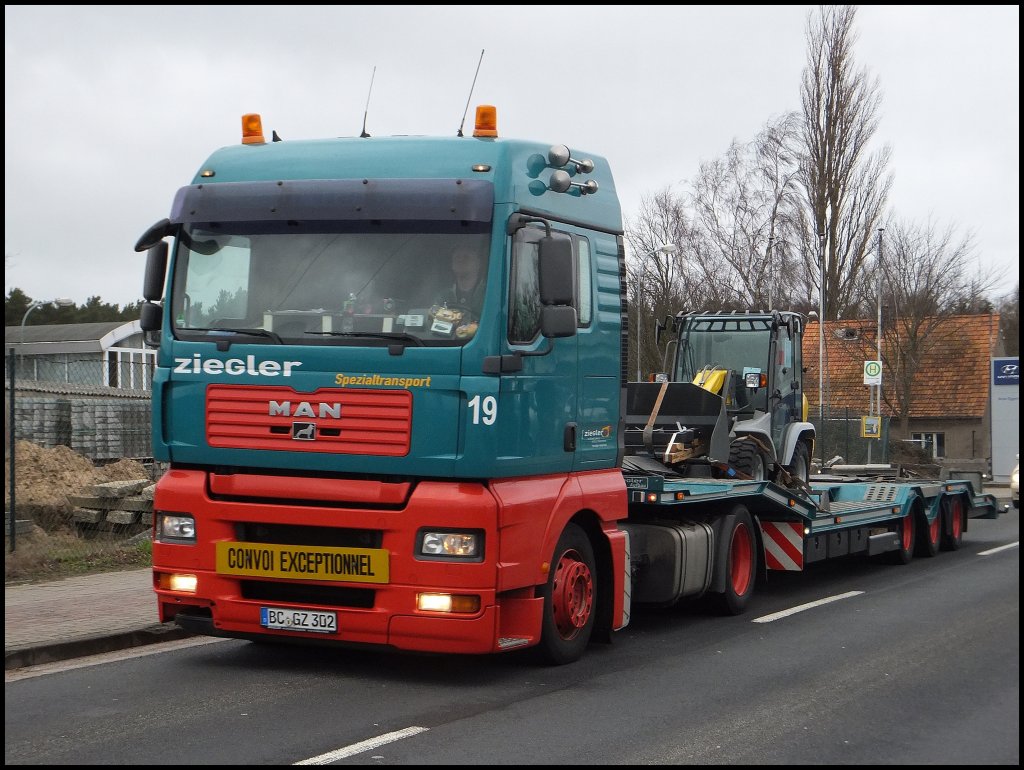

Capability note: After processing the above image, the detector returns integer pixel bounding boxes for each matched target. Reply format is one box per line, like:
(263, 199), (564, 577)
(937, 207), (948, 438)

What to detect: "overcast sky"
(4, 5), (1019, 312)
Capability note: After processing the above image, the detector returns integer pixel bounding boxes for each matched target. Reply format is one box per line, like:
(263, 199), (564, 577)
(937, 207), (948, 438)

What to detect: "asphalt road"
(5, 511), (1018, 766)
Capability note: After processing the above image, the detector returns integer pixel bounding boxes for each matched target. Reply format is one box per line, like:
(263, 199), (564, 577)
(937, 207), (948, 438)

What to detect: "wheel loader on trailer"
(139, 107), (1002, 666)
(628, 310), (815, 487)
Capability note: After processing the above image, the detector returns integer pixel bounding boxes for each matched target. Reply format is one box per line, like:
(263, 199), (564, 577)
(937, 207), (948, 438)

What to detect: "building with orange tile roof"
(802, 313), (1004, 470)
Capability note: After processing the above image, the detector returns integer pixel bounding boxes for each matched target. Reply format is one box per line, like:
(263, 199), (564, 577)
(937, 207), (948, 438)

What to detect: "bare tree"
(624, 188), (699, 377)
(687, 112), (806, 311)
(799, 5), (892, 321)
(874, 219), (997, 436)
(996, 284), (1019, 356)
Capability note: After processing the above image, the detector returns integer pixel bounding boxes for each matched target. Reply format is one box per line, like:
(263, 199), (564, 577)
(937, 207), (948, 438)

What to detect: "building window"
(911, 432), (945, 459)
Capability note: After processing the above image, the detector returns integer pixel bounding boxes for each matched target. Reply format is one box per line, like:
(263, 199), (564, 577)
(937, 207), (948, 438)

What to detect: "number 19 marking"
(468, 395), (497, 425)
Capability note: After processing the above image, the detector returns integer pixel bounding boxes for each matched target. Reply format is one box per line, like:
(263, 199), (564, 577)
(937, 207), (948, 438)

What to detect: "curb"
(5, 623), (193, 671)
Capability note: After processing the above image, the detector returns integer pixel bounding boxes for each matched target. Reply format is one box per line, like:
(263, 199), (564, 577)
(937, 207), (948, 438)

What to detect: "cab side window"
(509, 226), (589, 343)
(509, 229), (542, 343)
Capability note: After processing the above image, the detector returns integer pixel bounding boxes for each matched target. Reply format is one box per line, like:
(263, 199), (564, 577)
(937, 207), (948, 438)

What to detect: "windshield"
(676, 318), (773, 411)
(169, 222), (490, 346)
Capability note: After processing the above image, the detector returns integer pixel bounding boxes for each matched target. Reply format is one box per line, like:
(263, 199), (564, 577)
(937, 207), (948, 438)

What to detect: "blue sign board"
(992, 357), (1020, 386)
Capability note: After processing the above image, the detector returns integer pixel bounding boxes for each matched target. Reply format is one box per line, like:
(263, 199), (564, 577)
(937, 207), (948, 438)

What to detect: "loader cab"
(671, 311), (811, 479)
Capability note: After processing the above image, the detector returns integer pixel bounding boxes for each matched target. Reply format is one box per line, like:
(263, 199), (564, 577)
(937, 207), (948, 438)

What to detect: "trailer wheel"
(730, 441), (766, 481)
(709, 506), (757, 615)
(940, 495), (965, 551)
(536, 523), (596, 666)
(888, 513), (916, 564)
(916, 507), (941, 558)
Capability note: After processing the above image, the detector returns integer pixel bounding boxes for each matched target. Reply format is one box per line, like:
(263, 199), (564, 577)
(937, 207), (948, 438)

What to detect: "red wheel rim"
(729, 523), (753, 595)
(929, 513), (941, 545)
(900, 516), (913, 551)
(950, 497), (963, 538)
(552, 549), (593, 640)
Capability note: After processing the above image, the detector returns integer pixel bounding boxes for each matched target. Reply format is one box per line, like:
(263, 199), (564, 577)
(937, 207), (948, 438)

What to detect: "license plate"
(260, 606), (337, 634)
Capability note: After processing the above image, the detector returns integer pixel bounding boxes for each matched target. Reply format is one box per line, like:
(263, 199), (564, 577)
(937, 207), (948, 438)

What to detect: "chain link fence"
(5, 348), (162, 584)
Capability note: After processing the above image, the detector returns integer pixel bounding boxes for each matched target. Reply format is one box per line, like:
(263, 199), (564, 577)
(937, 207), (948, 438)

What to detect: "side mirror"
(538, 234), (574, 306)
(541, 305), (577, 338)
(139, 301), (163, 332)
(143, 241), (169, 302)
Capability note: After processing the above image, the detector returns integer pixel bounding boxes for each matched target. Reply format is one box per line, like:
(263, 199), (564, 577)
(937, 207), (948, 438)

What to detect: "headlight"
(418, 530), (483, 559)
(156, 512), (196, 543)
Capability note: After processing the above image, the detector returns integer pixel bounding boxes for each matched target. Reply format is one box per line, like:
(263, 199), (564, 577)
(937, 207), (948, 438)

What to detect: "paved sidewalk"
(4, 567), (190, 670)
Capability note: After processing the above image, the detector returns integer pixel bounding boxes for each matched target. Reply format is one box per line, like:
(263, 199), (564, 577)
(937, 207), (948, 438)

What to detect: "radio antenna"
(360, 65), (376, 138)
(457, 49), (485, 137)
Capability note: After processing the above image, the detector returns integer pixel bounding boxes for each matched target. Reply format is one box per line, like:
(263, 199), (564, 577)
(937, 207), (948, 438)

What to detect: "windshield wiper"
(307, 331), (425, 347)
(189, 327), (284, 349)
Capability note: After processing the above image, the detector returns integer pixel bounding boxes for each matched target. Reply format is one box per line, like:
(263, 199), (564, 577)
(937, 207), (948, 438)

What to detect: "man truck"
(138, 106), (1000, 665)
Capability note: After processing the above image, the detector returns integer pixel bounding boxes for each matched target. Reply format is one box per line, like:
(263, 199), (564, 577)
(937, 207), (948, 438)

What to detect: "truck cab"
(139, 107), (631, 664)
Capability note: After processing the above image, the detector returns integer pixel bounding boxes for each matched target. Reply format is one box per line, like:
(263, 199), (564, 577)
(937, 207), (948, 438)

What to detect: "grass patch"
(5, 526), (152, 584)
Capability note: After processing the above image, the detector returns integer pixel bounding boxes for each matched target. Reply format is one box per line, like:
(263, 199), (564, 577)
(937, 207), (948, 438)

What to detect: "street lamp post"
(817, 232), (826, 420)
(634, 243), (677, 381)
(19, 297), (74, 371)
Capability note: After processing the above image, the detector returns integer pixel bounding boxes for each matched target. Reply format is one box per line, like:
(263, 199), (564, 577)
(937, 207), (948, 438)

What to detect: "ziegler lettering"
(174, 354), (302, 376)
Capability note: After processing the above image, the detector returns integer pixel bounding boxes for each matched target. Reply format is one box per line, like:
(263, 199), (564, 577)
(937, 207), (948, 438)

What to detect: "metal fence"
(810, 410), (892, 468)
(5, 349), (160, 583)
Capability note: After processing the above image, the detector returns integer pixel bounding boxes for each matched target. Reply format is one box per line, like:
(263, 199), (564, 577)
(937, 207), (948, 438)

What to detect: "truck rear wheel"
(708, 506), (757, 615)
(940, 495), (965, 551)
(536, 523), (596, 666)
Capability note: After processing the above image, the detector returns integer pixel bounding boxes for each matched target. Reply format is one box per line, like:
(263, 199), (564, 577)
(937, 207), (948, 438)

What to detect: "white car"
(1011, 457), (1019, 509)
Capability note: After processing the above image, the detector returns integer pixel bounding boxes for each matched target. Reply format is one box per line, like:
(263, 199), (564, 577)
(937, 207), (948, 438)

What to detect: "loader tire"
(785, 441), (811, 485)
(730, 440), (766, 481)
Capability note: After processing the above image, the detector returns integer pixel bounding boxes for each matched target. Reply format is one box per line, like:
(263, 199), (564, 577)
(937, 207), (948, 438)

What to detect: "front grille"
(206, 385), (412, 456)
(236, 522), (382, 549)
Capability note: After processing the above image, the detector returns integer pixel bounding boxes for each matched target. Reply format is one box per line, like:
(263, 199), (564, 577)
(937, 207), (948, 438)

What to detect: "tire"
(785, 440), (811, 485)
(940, 495), (965, 551)
(708, 506), (758, 615)
(915, 507), (941, 558)
(730, 440), (767, 481)
(888, 513), (916, 564)
(536, 523), (597, 666)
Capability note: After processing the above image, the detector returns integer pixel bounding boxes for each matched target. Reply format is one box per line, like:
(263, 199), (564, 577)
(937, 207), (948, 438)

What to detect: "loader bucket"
(624, 381), (731, 464)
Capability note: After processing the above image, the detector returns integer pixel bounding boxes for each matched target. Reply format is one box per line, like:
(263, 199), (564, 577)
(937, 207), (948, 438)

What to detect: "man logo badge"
(292, 423), (317, 441)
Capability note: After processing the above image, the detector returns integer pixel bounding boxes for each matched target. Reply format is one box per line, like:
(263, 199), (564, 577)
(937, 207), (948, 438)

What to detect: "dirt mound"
(4, 440), (152, 508)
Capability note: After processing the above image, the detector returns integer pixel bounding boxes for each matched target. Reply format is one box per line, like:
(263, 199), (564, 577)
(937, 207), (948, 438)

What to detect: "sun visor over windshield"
(169, 179), (494, 225)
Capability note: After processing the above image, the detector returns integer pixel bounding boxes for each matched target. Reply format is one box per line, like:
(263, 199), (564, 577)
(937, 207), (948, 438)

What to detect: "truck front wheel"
(708, 506), (757, 615)
(536, 523), (596, 666)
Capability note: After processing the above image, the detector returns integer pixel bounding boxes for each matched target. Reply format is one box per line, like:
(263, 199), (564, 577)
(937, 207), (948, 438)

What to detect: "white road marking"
(752, 590), (864, 623)
(979, 541), (1019, 556)
(5, 637), (226, 682)
(294, 726), (430, 764)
